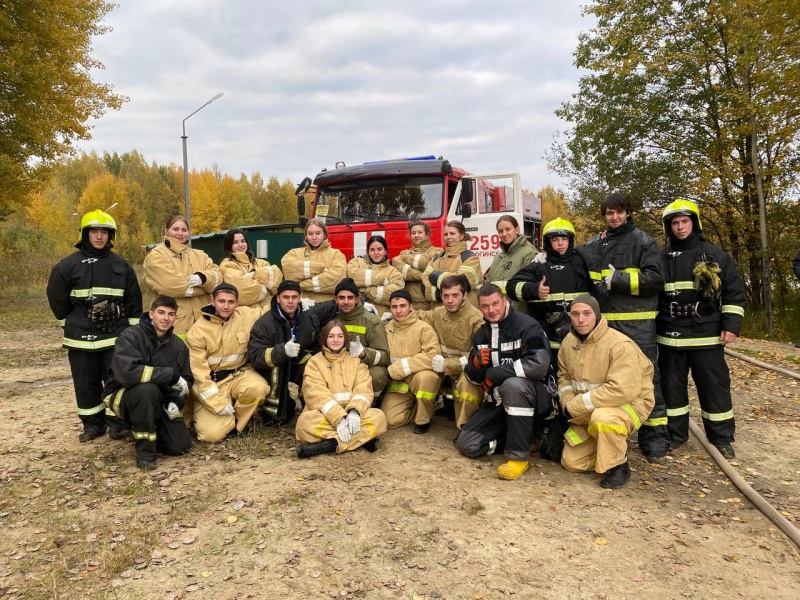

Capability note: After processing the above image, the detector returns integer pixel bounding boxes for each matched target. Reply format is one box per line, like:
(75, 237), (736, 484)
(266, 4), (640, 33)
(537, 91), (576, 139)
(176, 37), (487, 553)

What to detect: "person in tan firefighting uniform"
(332, 278), (390, 395)
(657, 199), (746, 458)
(219, 228), (283, 309)
(102, 296), (192, 470)
(392, 220), (443, 310)
(186, 284), (270, 442)
(294, 319), (387, 458)
(484, 215), (537, 313)
(281, 219), (346, 303)
(382, 290), (442, 433)
(143, 215), (221, 336)
(47, 209), (143, 443)
(559, 295), (655, 489)
(579, 191), (669, 462)
(422, 221), (482, 307)
(416, 275), (484, 429)
(346, 235), (404, 314)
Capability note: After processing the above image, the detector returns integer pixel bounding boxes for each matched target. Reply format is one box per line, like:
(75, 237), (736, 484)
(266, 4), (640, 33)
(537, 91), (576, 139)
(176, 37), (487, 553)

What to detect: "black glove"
(538, 411), (570, 461)
(164, 389), (185, 410)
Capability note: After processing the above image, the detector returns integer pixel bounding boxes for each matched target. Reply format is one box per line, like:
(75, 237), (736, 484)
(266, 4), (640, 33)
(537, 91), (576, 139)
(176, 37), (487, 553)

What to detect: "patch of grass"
(740, 299), (800, 343)
(0, 296), (54, 329)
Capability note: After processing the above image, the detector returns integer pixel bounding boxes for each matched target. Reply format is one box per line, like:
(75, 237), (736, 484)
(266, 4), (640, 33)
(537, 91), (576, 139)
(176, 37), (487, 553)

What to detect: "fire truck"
(295, 155), (542, 272)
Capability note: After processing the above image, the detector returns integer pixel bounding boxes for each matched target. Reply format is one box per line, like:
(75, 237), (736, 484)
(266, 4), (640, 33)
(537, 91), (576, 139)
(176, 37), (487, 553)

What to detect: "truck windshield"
(316, 177), (443, 223)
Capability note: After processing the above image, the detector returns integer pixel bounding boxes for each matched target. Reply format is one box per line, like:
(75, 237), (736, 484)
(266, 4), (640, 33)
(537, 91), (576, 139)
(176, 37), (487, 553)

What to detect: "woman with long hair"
(484, 215), (537, 313)
(294, 319), (387, 458)
(391, 220), (443, 310)
(346, 235), (404, 313)
(219, 228), (283, 308)
(281, 219), (346, 303)
(143, 215), (221, 336)
(422, 220), (482, 307)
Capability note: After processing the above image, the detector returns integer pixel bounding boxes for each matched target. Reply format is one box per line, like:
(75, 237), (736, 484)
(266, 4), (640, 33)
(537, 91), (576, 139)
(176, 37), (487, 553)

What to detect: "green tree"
(0, 1), (127, 217)
(550, 0), (800, 307)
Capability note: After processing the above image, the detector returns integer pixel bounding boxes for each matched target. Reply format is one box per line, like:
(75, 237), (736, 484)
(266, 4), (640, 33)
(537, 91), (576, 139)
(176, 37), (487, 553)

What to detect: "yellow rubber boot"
(497, 459), (529, 480)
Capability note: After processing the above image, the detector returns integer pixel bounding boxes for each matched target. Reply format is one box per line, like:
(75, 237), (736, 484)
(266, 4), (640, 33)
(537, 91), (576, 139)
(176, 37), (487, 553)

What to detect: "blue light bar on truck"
(363, 155), (437, 165)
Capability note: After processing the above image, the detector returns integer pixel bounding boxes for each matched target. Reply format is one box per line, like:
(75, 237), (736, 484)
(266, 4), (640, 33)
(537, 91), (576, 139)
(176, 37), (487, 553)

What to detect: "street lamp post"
(181, 92), (224, 246)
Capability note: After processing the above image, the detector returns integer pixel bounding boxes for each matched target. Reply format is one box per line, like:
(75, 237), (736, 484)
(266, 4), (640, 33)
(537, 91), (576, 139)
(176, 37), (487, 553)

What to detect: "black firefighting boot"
(363, 437), (381, 453)
(296, 438), (338, 459)
(600, 461), (631, 489)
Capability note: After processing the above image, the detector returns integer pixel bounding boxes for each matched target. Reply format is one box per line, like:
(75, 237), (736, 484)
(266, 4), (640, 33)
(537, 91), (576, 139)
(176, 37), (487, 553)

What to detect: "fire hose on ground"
(683, 347), (800, 550)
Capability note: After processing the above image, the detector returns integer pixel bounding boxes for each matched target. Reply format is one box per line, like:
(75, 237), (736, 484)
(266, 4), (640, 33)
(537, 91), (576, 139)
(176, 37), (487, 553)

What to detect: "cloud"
(78, 0), (589, 189)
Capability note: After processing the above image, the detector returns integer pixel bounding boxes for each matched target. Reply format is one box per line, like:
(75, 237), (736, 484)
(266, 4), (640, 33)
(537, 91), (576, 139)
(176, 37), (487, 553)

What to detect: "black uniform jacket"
(102, 314), (193, 408)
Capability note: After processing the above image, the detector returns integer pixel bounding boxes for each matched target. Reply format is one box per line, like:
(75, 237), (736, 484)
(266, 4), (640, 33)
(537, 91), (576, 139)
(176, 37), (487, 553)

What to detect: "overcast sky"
(77, 0), (590, 191)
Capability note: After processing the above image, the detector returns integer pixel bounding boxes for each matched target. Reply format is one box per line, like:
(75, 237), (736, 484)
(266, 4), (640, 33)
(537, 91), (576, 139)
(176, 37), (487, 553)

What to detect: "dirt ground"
(1, 301), (799, 600)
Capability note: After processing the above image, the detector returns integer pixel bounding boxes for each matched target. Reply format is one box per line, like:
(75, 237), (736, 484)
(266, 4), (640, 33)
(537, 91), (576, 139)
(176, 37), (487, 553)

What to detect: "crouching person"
(186, 284), (270, 442)
(102, 296), (192, 470)
(295, 320), (387, 458)
(558, 295), (655, 489)
(457, 284), (552, 480)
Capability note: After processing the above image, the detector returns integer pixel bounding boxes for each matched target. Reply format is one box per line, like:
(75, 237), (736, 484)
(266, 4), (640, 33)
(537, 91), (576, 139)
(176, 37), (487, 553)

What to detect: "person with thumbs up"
(507, 218), (591, 367)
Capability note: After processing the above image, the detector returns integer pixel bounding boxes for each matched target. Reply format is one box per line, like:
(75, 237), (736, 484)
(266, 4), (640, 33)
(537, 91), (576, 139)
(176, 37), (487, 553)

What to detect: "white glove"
(380, 311), (392, 323)
(300, 297), (316, 311)
(187, 274), (203, 287)
(605, 264), (616, 290)
(362, 301), (378, 315)
(172, 376), (189, 398)
(245, 271), (256, 279)
(432, 354), (445, 373)
(165, 402), (180, 420)
(346, 409), (361, 434)
(349, 335), (365, 358)
(336, 418), (351, 443)
(284, 335), (300, 358)
(533, 252), (547, 264)
(217, 404), (235, 416)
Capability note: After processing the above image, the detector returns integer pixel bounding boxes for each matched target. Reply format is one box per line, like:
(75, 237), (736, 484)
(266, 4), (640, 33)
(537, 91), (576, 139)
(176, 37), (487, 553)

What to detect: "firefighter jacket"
(102, 313), (193, 409)
(484, 235), (537, 294)
(248, 297), (339, 422)
(219, 252), (283, 308)
(417, 302), (484, 378)
(579, 219), (664, 346)
(384, 312), (440, 380)
(186, 304), (264, 414)
(47, 240), (143, 351)
(422, 241), (482, 305)
(346, 257), (405, 311)
(302, 347), (374, 427)
(281, 240), (347, 303)
(656, 233), (745, 348)
(143, 237), (222, 335)
(507, 248), (591, 350)
(336, 303), (390, 368)
(392, 240), (444, 306)
(557, 318), (655, 425)
(464, 306), (550, 400)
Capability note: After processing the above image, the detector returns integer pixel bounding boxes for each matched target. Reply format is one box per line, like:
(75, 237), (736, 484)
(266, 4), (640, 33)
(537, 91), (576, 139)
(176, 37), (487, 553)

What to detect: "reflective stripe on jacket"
(346, 257), (405, 311)
(392, 241), (444, 306)
(301, 348), (374, 427)
(281, 240), (347, 303)
(384, 312), (439, 380)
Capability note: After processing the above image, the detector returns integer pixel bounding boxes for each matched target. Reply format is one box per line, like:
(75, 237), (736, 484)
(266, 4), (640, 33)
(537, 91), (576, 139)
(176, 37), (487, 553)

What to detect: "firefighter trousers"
(68, 348), (115, 434)
(382, 370), (442, 428)
(456, 378), (550, 461)
(296, 407), (388, 452)
(633, 343), (671, 456)
(452, 375), (484, 430)
(561, 406), (637, 474)
(659, 344), (735, 447)
(193, 368), (270, 443)
(368, 365), (390, 396)
(105, 383), (191, 463)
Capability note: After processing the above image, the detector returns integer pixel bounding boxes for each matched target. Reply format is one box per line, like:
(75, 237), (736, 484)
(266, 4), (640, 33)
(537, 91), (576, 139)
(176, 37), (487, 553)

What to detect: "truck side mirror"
(295, 176), (312, 220)
(459, 178), (473, 218)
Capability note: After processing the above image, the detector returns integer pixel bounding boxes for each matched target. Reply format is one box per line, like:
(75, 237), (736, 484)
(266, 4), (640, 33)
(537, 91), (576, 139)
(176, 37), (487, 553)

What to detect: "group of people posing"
(48, 190), (745, 488)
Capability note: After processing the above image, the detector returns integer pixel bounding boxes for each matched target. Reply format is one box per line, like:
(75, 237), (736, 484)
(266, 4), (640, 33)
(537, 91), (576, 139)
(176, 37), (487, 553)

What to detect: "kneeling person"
(102, 296), (192, 470)
(383, 290), (441, 433)
(457, 284), (552, 480)
(558, 295), (655, 489)
(187, 284), (270, 442)
(295, 320), (387, 457)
